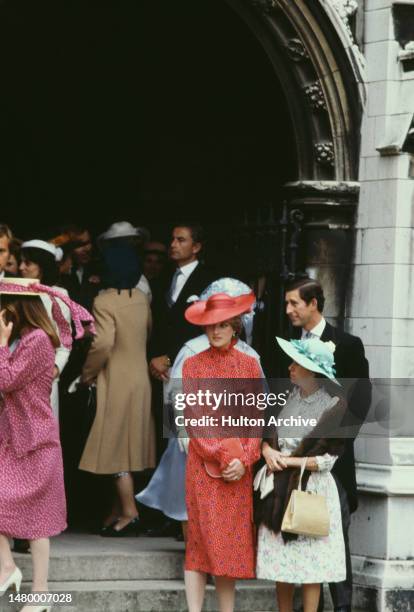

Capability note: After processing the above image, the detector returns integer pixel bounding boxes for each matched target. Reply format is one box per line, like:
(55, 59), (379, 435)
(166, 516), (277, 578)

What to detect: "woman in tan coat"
(79, 241), (156, 536)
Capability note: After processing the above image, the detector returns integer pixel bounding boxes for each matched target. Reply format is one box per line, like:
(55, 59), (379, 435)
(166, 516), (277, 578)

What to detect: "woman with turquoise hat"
(255, 336), (346, 612)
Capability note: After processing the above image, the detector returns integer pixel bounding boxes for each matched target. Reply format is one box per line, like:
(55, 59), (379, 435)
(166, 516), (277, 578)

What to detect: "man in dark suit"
(149, 224), (217, 381)
(144, 224), (216, 536)
(59, 225), (101, 312)
(284, 277), (371, 612)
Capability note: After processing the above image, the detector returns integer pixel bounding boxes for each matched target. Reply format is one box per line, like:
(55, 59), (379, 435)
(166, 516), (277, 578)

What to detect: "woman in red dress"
(182, 292), (262, 612)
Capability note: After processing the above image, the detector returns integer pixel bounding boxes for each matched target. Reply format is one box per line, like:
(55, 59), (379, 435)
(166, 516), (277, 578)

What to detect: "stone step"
(1, 580), (276, 612)
(15, 535), (186, 581)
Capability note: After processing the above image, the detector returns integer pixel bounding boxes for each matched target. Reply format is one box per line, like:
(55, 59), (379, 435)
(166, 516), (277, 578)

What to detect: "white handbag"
(281, 458), (330, 537)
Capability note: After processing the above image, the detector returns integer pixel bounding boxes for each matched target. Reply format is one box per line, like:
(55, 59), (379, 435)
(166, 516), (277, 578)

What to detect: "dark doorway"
(0, 0), (297, 241)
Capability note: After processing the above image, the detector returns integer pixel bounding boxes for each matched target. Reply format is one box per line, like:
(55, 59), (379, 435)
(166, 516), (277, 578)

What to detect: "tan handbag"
(281, 458), (330, 537)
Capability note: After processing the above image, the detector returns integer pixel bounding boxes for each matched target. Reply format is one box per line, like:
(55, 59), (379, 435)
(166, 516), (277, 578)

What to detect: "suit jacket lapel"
(320, 321), (335, 342)
(170, 264), (202, 310)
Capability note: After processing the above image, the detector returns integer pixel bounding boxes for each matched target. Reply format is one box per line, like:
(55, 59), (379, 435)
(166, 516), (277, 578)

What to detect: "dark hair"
(21, 247), (59, 286)
(286, 277), (325, 313)
(9, 237), (22, 259)
(228, 315), (243, 336)
(101, 243), (142, 292)
(62, 224), (89, 239)
(173, 223), (204, 245)
(1, 295), (60, 348)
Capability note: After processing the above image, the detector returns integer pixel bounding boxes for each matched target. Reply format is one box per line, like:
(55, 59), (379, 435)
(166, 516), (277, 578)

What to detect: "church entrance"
(0, 0), (361, 368)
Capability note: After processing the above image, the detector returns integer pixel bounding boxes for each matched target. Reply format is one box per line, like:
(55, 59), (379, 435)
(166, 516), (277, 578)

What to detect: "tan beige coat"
(79, 288), (156, 474)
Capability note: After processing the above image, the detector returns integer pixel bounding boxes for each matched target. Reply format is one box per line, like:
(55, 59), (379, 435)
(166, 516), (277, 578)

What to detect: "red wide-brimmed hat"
(184, 292), (255, 326)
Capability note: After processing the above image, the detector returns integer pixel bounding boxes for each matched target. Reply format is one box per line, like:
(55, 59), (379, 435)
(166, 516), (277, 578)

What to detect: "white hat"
(276, 336), (340, 385)
(22, 240), (63, 262)
(98, 221), (149, 242)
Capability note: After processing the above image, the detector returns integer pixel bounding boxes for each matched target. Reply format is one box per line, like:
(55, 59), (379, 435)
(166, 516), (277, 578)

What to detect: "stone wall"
(348, 0), (414, 609)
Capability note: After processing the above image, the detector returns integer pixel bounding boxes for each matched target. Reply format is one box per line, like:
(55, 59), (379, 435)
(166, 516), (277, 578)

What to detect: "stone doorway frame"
(225, 0), (367, 326)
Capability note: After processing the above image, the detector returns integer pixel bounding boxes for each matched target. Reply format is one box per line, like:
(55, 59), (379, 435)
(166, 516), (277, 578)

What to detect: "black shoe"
(99, 520), (119, 536)
(12, 539), (30, 554)
(334, 608), (351, 612)
(101, 517), (141, 537)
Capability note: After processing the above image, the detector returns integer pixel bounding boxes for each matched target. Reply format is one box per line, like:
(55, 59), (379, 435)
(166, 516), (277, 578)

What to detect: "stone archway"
(225, 0), (366, 324)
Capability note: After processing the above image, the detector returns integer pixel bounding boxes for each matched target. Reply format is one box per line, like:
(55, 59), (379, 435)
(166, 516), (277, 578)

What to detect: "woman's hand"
(222, 458), (246, 482)
(0, 310), (13, 347)
(262, 444), (288, 472)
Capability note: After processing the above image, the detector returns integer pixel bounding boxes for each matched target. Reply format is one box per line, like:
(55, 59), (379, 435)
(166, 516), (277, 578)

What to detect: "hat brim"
(185, 293), (255, 326)
(0, 278), (41, 297)
(276, 337), (340, 385)
(0, 290), (40, 296)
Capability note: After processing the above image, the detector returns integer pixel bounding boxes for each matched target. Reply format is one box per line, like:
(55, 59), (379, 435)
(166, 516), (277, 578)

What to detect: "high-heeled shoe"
(99, 518), (119, 536)
(0, 566), (22, 596)
(101, 516), (141, 537)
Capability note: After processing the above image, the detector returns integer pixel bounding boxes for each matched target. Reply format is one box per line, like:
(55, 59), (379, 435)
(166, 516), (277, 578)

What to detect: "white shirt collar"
(0, 270), (4, 279)
(177, 259), (199, 279)
(301, 317), (326, 339)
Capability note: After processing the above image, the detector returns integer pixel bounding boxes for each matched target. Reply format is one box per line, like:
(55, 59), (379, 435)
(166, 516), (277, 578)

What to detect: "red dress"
(183, 342), (261, 579)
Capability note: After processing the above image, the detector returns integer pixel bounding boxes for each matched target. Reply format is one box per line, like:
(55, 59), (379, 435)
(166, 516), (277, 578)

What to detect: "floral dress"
(256, 387), (346, 583)
(183, 343), (262, 578)
(0, 329), (67, 539)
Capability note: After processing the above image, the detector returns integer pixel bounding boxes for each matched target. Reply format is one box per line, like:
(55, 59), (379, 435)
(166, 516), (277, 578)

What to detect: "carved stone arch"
(223, 0), (366, 330)
(224, 0), (365, 182)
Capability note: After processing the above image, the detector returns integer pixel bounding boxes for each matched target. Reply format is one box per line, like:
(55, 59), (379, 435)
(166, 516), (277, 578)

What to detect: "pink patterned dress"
(183, 343), (261, 579)
(0, 328), (67, 539)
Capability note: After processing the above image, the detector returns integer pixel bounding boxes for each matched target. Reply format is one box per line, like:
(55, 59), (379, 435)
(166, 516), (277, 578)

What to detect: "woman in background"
(79, 241), (156, 536)
(20, 239), (72, 418)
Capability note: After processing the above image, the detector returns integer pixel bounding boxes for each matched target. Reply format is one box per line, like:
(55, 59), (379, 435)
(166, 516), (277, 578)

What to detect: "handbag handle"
(297, 457), (307, 490)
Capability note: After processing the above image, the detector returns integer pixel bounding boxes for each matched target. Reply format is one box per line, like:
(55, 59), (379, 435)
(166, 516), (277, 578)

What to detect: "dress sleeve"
(54, 295), (72, 374)
(183, 357), (231, 467)
(0, 334), (50, 392)
(315, 453), (338, 472)
(189, 438), (232, 467)
(82, 299), (115, 382)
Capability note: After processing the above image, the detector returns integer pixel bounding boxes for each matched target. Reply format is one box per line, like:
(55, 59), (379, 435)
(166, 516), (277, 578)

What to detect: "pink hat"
(184, 292), (255, 326)
(0, 278), (95, 348)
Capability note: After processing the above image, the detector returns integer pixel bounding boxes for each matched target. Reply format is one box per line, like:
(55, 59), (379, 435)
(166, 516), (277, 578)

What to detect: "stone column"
(347, 1), (414, 609)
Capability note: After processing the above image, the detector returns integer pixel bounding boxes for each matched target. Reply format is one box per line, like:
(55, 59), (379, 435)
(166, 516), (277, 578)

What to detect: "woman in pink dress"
(182, 292), (262, 612)
(0, 277), (94, 611)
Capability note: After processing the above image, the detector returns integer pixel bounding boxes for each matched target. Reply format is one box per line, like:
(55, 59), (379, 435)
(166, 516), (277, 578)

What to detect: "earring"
(232, 331), (237, 337)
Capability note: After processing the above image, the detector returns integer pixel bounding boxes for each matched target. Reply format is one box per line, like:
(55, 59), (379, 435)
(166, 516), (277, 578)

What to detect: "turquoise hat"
(276, 336), (340, 385)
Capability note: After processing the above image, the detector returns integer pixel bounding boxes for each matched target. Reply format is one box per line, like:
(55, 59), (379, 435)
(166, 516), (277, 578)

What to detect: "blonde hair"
(2, 296), (60, 349)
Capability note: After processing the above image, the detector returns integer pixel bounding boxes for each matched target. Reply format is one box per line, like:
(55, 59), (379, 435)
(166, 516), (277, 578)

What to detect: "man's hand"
(150, 355), (170, 381)
(262, 445), (288, 472)
(222, 458), (246, 482)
